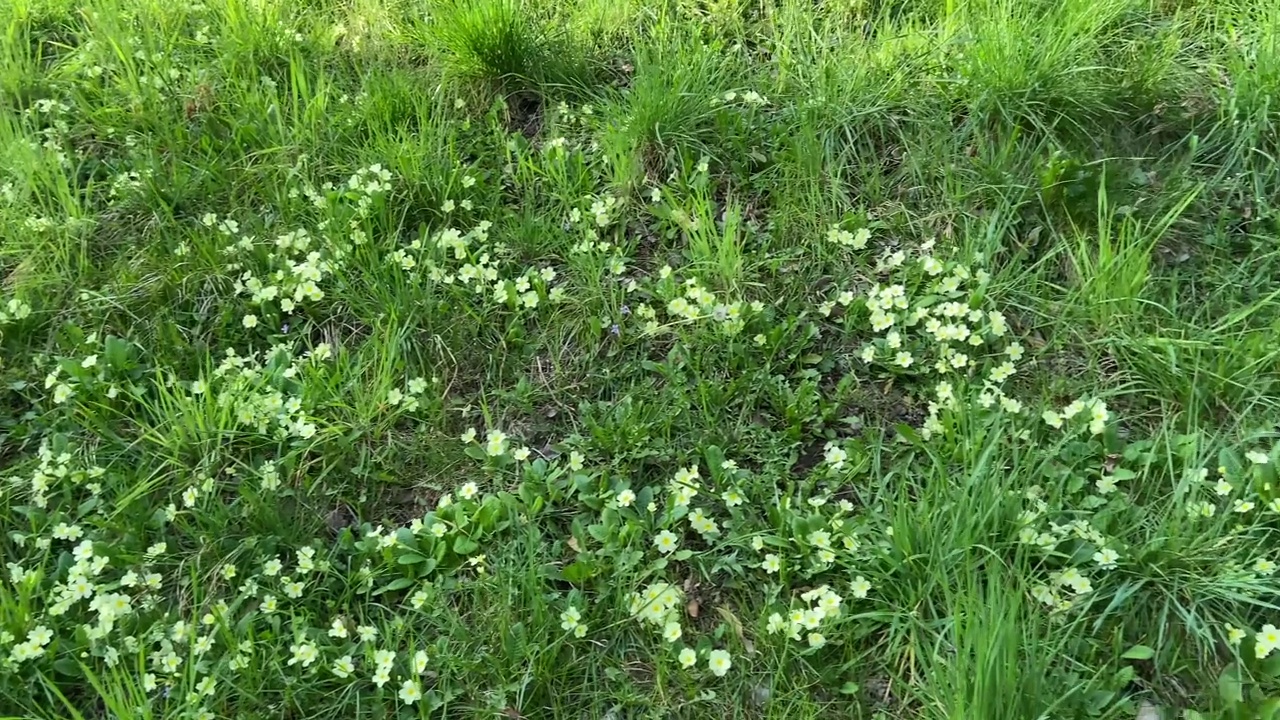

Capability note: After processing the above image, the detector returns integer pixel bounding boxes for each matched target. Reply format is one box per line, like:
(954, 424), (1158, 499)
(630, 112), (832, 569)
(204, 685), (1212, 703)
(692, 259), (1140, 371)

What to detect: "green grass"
(2, 0), (1280, 718)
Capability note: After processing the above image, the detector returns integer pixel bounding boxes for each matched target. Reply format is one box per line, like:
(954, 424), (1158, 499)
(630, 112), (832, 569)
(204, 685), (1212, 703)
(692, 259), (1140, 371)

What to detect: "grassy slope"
(1, 0), (1279, 718)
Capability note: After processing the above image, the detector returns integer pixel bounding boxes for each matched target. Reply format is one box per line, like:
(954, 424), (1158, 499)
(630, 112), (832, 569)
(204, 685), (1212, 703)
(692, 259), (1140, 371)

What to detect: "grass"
(1, 0), (1279, 717)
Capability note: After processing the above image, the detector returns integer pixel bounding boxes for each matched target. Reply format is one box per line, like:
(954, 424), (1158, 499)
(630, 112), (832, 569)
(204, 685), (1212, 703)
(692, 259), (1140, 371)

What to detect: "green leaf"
(518, 482), (540, 509)
(373, 577), (415, 596)
(416, 558), (438, 577)
(52, 658), (81, 677)
(1121, 644), (1155, 660)
(103, 335), (132, 368)
(673, 549), (693, 561)
(702, 445), (726, 478)
(561, 560), (598, 583)
(1218, 663), (1243, 705)
(452, 536), (479, 555)
(77, 496), (100, 516)
(838, 682), (860, 695)
(1262, 648), (1280, 678)
(895, 423), (921, 444)
(397, 552), (428, 565)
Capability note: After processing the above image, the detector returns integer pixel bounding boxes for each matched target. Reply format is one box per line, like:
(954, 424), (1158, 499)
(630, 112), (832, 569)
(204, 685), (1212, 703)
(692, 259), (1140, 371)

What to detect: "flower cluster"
(386, 375), (438, 411)
(0, 297), (32, 324)
(822, 238), (1025, 438)
(198, 343), (332, 439)
(627, 583), (684, 641)
(715, 89), (769, 107)
(1185, 454), (1279, 521)
(559, 606), (588, 638)
(826, 224), (871, 249)
(1256, 624), (1279, 659)
(765, 584), (845, 648)
(644, 269), (763, 337)
(390, 221), (565, 311)
(1041, 397), (1110, 435)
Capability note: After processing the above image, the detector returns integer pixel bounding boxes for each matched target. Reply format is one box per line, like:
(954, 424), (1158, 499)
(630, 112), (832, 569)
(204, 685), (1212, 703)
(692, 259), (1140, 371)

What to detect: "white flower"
(850, 576), (871, 598)
(399, 679), (422, 705)
(707, 649), (731, 677)
(653, 530), (679, 554)
(485, 430), (507, 456)
(560, 606), (582, 631)
(823, 443), (847, 470)
(1093, 548), (1120, 569)
(761, 554), (780, 573)
(332, 655), (355, 678)
(287, 643), (318, 667)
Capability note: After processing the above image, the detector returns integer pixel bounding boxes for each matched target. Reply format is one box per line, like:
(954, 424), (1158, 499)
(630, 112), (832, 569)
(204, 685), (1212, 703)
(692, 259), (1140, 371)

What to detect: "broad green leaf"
(1121, 644), (1155, 660)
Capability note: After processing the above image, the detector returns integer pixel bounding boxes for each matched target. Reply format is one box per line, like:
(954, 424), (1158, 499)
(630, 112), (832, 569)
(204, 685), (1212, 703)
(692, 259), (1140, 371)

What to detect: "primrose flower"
(399, 680), (422, 704)
(1226, 625), (1246, 645)
(560, 606), (582, 631)
(678, 647), (697, 668)
(707, 649), (731, 677)
(766, 613), (786, 634)
(850, 576), (872, 598)
(1256, 625), (1279, 659)
(662, 622), (682, 643)
(653, 530), (679, 554)
(287, 643), (318, 667)
(485, 430), (507, 456)
(332, 655), (355, 678)
(1093, 548), (1120, 569)
(823, 443), (847, 470)
(761, 554), (780, 573)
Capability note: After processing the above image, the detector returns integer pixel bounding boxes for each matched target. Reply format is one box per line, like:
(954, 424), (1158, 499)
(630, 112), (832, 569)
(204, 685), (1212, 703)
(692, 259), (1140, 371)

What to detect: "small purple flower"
(610, 324), (621, 336)
(620, 304), (631, 316)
